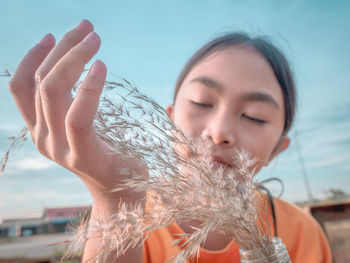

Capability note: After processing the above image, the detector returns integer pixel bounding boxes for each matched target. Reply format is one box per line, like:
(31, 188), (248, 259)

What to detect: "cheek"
(238, 129), (280, 166)
(173, 108), (203, 138)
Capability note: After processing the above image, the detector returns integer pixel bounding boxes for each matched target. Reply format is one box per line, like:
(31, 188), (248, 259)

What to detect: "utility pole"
(295, 132), (314, 203)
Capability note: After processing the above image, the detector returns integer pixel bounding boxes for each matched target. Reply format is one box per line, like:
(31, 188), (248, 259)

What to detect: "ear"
(266, 136), (290, 164)
(166, 104), (174, 121)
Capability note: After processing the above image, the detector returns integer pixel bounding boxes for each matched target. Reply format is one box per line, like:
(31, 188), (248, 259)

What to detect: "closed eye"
(190, 101), (212, 108)
(242, 114), (267, 125)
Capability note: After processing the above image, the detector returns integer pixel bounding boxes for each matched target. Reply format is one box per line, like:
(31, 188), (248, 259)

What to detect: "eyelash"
(242, 114), (266, 125)
(190, 101), (212, 108)
(190, 101), (266, 125)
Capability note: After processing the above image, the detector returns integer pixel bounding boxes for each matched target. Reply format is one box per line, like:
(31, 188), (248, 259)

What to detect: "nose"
(202, 113), (236, 147)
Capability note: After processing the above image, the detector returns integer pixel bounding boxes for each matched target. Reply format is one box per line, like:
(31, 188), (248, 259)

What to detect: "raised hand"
(9, 20), (146, 208)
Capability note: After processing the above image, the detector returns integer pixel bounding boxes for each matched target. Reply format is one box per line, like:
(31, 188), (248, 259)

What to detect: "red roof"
(44, 206), (91, 219)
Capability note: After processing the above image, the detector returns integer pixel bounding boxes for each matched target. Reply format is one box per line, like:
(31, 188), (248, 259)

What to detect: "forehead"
(179, 45), (284, 106)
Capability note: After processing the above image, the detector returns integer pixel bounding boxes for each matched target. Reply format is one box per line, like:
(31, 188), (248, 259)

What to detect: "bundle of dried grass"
(1, 76), (273, 263)
(65, 80), (273, 262)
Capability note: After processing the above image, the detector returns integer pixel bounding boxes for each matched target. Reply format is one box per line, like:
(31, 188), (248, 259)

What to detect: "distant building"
(44, 206), (91, 233)
(0, 206), (90, 238)
(0, 217), (46, 238)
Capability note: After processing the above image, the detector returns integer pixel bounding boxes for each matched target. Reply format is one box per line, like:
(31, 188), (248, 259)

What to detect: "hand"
(9, 20), (147, 207)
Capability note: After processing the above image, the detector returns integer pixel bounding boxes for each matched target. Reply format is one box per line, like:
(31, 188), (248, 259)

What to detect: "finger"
(8, 34), (55, 128)
(35, 20), (93, 80)
(40, 32), (101, 144)
(66, 60), (106, 161)
(35, 20), (93, 151)
(33, 86), (50, 156)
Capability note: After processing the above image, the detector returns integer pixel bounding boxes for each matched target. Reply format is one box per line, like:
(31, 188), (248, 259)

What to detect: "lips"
(210, 156), (233, 168)
(195, 150), (235, 169)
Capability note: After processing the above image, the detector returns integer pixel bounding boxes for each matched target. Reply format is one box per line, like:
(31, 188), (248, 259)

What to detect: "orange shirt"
(142, 197), (332, 263)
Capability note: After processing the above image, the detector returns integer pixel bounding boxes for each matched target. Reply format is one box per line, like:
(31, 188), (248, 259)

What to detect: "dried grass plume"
(1, 74), (274, 262)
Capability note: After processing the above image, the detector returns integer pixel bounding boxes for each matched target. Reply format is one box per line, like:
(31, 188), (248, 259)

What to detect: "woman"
(9, 20), (331, 262)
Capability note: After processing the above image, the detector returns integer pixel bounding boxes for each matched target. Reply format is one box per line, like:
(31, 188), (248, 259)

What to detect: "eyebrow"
(241, 92), (280, 109)
(189, 76), (224, 92)
(190, 75), (280, 109)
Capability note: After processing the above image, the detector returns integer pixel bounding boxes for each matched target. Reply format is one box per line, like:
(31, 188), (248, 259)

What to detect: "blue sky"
(0, 0), (349, 220)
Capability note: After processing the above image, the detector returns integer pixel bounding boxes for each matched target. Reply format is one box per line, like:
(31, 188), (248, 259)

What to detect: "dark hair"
(174, 33), (296, 135)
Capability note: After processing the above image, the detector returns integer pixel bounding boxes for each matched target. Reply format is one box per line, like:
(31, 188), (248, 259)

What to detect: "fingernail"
(83, 32), (99, 43)
(90, 60), (104, 76)
(76, 19), (93, 32)
(39, 33), (54, 47)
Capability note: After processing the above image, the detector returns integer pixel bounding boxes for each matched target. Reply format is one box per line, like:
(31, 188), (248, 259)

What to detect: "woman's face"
(167, 45), (290, 173)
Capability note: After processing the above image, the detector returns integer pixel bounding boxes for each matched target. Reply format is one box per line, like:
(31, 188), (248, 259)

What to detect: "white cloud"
(14, 156), (55, 171)
(307, 153), (350, 168)
(0, 121), (27, 132)
(342, 163), (350, 170)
